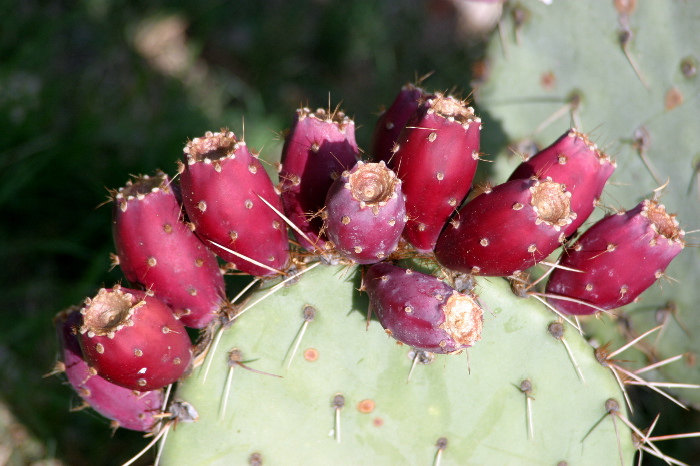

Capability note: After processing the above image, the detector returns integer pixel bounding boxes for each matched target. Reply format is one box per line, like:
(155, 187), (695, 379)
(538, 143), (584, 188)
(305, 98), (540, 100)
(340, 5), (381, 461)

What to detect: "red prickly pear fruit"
(179, 131), (290, 277)
(435, 177), (575, 276)
(363, 262), (483, 354)
(508, 129), (616, 237)
(370, 83), (431, 165)
(545, 199), (685, 315)
(78, 286), (193, 391)
(324, 161), (406, 264)
(390, 93), (481, 252)
(112, 171), (226, 329)
(54, 307), (164, 432)
(279, 107), (360, 252)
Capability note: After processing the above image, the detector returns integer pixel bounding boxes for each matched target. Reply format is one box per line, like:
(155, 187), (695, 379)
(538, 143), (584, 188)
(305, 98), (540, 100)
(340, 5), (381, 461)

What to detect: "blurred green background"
(2, 0), (697, 464)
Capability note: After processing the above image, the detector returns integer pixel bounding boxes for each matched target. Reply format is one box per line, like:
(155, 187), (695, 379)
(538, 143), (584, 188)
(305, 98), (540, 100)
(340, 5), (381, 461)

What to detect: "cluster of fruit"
(53, 83), (684, 434)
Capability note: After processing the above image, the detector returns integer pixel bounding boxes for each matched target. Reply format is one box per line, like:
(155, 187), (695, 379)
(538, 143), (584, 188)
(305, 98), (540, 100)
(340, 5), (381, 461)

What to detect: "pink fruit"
(364, 262), (483, 354)
(112, 171), (226, 328)
(78, 286), (193, 391)
(390, 93), (481, 252)
(370, 83), (430, 165)
(545, 199), (685, 315)
(55, 307), (164, 432)
(324, 161), (406, 264)
(179, 131), (290, 277)
(279, 107), (359, 252)
(508, 129), (616, 237)
(434, 177), (575, 276)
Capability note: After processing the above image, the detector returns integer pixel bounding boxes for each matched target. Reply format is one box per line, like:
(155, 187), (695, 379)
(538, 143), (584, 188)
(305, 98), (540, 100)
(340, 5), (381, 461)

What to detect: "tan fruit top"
(642, 199), (685, 244)
(184, 131), (239, 163)
(296, 107), (354, 131)
(80, 287), (142, 339)
(440, 292), (483, 348)
(115, 171), (169, 207)
(347, 162), (399, 213)
(428, 93), (477, 125)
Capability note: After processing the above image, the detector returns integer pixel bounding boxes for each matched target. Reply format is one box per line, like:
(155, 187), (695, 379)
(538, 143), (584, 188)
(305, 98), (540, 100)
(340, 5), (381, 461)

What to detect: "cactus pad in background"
(160, 264), (634, 464)
(476, 0), (700, 405)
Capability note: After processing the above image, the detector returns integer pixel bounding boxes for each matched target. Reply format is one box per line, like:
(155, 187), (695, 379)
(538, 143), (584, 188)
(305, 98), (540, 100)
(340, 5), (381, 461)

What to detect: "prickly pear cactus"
(161, 264), (633, 464)
(477, 1), (700, 404)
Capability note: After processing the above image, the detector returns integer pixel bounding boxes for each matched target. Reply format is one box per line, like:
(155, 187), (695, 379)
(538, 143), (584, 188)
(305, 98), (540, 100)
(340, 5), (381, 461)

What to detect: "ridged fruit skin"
(179, 131), (289, 277)
(389, 93), (481, 252)
(112, 171), (226, 329)
(546, 199), (685, 315)
(55, 307), (164, 432)
(435, 177), (574, 276)
(78, 286), (193, 391)
(279, 107), (359, 252)
(324, 161), (406, 264)
(364, 262), (483, 353)
(508, 129), (616, 237)
(370, 84), (430, 165)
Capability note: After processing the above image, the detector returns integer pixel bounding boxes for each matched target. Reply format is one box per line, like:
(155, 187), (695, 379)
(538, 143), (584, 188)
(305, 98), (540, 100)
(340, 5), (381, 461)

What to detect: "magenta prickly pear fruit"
(179, 131), (290, 277)
(363, 262), (483, 353)
(545, 199), (685, 315)
(390, 93), (481, 252)
(324, 161), (406, 264)
(435, 177), (575, 276)
(508, 129), (616, 237)
(78, 285), (193, 391)
(112, 171), (226, 329)
(54, 307), (164, 432)
(279, 107), (359, 252)
(370, 83), (430, 165)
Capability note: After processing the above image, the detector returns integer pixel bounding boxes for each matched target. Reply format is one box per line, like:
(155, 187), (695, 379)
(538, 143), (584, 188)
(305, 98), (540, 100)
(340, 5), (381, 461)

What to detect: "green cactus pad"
(478, 1), (700, 405)
(160, 264), (633, 464)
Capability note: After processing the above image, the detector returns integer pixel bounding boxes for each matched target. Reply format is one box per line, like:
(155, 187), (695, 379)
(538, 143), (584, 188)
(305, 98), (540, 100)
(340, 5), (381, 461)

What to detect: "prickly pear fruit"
(279, 107), (360, 252)
(390, 93), (481, 252)
(545, 199), (685, 315)
(324, 161), (406, 264)
(370, 83), (430, 165)
(364, 262), (483, 353)
(54, 307), (164, 432)
(78, 285), (192, 391)
(179, 131), (290, 277)
(508, 129), (616, 237)
(435, 177), (574, 276)
(112, 171), (226, 329)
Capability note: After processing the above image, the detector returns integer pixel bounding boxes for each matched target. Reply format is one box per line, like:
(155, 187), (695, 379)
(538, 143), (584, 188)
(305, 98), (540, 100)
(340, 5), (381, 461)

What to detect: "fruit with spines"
(435, 177), (574, 276)
(78, 285), (193, 391)
(508, 128), (616, 237)
(364, 262), (483, 353)
(279, 107), (360, 252)
(179, 131), (290, 277)
(54, 307), (164, 432)
(546, 198), (685, 315)
(324, 161), (406, 264)
(370, 83), (431, 165)
(389, 92), (481, 253)
(112, 171), (226, 329)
